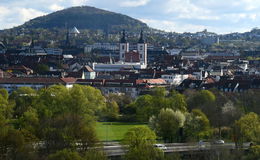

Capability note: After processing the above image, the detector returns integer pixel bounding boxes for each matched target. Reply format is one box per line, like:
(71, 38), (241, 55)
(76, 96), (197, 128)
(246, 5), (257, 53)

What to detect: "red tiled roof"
(205, 77), (216, 84)
(0, 77), (76, 84)
(136, 79), (166, 84)
(61, 77), (77, 83)
(125, 51), (140, 62)
(6, 65), (32, 71)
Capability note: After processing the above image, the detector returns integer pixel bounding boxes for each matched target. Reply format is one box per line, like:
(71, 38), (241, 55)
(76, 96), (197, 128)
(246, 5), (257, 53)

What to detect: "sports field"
(96, 122), (147, 141)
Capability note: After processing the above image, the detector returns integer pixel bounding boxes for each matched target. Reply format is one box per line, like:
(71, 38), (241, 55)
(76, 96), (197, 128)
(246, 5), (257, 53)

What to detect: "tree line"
(0, 85), (260, 159)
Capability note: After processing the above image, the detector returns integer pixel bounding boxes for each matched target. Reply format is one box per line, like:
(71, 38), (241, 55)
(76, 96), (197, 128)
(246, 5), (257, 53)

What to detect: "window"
(122, 45), (125, 50)
(122, 53), (124, 58)
(140, 54), (142, 58)
(140, 45), (143, 50)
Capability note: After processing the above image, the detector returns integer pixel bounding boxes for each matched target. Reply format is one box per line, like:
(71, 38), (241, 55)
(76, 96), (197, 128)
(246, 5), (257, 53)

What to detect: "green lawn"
(96, 122), (147, 141)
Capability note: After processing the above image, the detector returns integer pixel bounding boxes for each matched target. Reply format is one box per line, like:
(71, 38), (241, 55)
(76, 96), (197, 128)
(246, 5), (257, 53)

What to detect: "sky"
(1, 0), (260, 34)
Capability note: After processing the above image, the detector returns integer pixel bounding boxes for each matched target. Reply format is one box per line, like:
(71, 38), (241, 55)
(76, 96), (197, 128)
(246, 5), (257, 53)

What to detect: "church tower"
(137, 30), (147, 65)
(119, 30), (129, 62)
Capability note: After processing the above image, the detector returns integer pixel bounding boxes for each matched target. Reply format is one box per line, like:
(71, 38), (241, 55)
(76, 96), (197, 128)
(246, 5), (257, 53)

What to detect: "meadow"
(96, 122), (147, 141)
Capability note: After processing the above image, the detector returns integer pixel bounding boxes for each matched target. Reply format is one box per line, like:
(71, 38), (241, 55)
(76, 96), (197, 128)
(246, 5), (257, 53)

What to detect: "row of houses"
(0, 76), (167, 98)
(177, 76), (260, 92)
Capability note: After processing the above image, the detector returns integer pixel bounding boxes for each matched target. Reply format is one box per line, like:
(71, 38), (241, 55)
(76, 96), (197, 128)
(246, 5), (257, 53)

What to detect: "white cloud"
(120, 0), (150, 7)
(163, 0), (220, 20)
(140, 18), (209, 33)
(18, 8), (46, 22)
(140, 18), (254, 34)
(49, 4), (64, 11)
(71, 0), (88, 6)
(0, 7), (46, 29)
(1, 0), (260, 33)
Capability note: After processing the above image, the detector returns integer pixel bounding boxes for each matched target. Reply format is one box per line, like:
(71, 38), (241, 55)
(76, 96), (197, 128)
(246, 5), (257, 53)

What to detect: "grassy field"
(96, 122), (147, 141)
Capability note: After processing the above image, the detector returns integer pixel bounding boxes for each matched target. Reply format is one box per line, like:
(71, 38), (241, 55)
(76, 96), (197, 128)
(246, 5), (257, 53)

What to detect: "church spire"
(120, 30), (127, 43)
(138, 30), (145, 43)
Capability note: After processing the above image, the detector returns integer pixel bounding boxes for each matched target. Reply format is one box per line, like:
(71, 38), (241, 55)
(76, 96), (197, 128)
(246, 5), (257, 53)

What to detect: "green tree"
(35, 64), (49, 74)
(106, 93), (133, 113)
(150, 108), (186, 142)
(123, 126), (163, 160)
(10, 87), (38, 117)
(0, 89), (36, 160)
(0, 88), (8, 100)
(187, 90), (216, 110)
(135, 95), (154, 122)
(168, 91), (187, 112)
(235, 112), (260, 143)
(246, 145), (260, 160)
(84, 149), (107, 160)
(102, 100), (119, 121)
(37, 85), (102, 153)
(0, 89), (13, 119)
(151, 87), (167, 97)
(184, 109), (211, 141)
(48, 149), (83, 160)
(0, 113), (27, 159)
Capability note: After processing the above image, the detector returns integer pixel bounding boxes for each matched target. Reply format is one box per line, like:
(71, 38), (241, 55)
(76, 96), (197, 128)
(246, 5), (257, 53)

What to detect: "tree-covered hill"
(16, 6), (148, 32)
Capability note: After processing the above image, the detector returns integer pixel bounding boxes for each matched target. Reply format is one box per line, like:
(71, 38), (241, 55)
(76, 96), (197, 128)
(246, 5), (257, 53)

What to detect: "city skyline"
(1, 0), (260, 34)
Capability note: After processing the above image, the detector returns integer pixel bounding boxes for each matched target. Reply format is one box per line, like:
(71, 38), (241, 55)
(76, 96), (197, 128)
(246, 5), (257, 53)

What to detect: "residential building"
(0, 77), (76, 93)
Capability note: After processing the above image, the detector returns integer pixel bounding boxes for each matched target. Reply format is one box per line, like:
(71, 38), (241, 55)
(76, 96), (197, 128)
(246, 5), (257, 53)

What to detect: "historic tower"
(137, 30), (147, 65)
(119, 30), (129, 62)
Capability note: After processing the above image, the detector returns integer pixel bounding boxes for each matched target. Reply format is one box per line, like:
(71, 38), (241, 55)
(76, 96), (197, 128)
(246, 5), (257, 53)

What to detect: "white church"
(92, 30), (147, 71)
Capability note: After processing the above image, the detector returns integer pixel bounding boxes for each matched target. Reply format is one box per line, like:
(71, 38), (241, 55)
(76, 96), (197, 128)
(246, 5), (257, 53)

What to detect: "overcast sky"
(1, 0), (260, 34)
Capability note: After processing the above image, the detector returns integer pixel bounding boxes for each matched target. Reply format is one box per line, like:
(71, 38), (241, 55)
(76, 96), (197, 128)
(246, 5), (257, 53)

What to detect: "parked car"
(198, 140), (206, 148)
(213, 139), (225, 144)
(154, 144), (167, 150)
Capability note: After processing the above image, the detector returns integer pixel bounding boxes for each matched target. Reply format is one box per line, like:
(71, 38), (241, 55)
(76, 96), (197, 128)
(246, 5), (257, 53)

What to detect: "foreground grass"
(96, 122), (147, 141)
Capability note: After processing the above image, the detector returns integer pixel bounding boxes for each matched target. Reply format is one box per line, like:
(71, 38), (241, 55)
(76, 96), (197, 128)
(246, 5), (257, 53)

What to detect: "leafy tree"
(151, 88), (169, 114)
(150, 108), (186, 142)
(10, 87), (38, 117)
(36, 85), (102, 153)
(0, 89), (13, 119)
(151, 87), (167, 97)
(238, 90), (260, 114)
(0, 90), (34, 159)
(183, 109), (212, 141)
(0, 88), (8, 100)
(102, 100), (119, 121)
(235, 112), (260, 143)
(246, 145), (260, 160)
(221, 100), (243, 127)
(84, 149), (107, 160)
(135, 95), (154, 122)
(16, 107), (39, 143)
(123, 126), (163, 160)
(168, 91), (187, 112)
(48, 149), (83, 160)
(78, 85), (106, 114)
(106, 93), (133, 113)
(0, 113), (28, 160)
(187, 90), (216, 110)
(34, 64), (49, 74)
